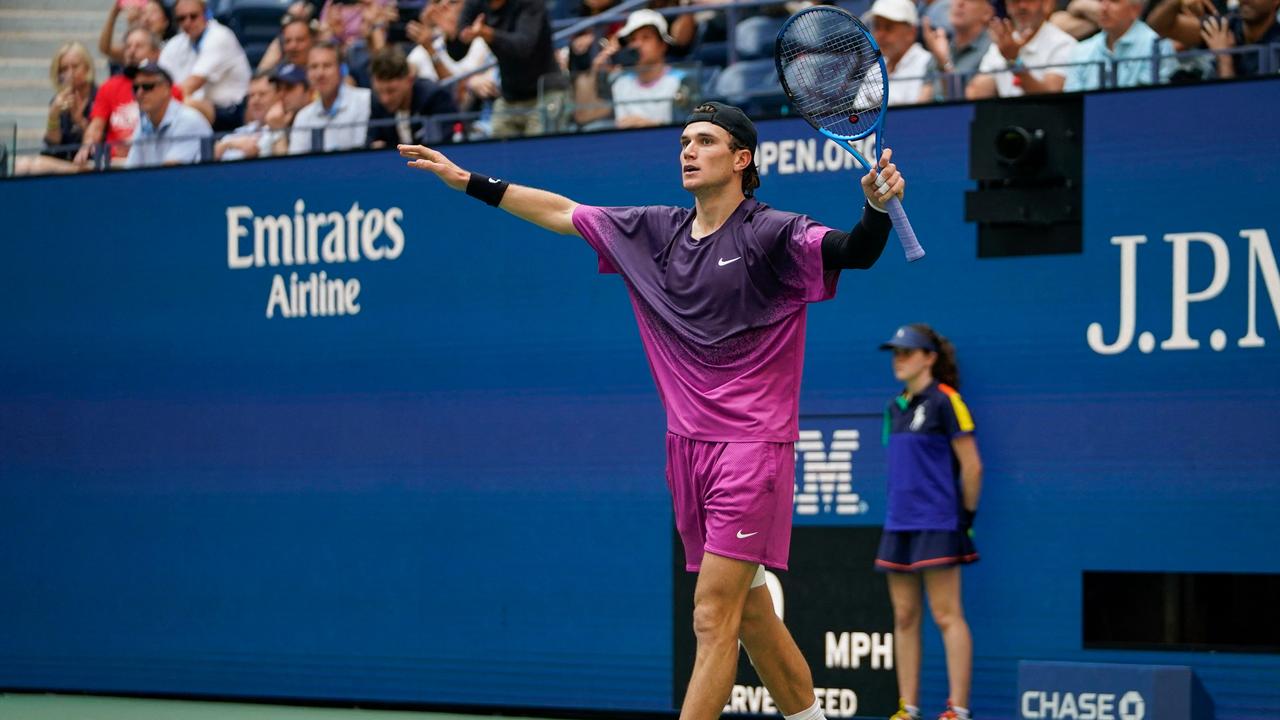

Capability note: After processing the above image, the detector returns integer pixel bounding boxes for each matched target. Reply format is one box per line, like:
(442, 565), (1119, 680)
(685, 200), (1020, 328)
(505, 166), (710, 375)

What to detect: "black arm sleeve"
(820, 202), (892, 270)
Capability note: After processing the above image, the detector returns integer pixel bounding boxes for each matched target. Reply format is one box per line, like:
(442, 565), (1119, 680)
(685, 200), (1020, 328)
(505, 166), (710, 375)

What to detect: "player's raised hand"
(399, 144), (469, 190)
(860, 147), (905, 210)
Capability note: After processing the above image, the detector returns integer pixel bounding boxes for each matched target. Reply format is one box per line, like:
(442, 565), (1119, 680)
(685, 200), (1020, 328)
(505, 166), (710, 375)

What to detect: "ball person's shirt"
(882, 380), (975, 531)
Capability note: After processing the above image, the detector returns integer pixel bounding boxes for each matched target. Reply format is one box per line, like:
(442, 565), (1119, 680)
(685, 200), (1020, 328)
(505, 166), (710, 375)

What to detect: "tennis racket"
(775, 6), (924, 261)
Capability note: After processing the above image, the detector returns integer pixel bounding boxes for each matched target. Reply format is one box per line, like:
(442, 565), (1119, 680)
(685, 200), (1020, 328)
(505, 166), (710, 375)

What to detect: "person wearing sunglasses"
(124, 60), (213, 168)
(157, 0), (252, 132)
(76, 27), (186, 168)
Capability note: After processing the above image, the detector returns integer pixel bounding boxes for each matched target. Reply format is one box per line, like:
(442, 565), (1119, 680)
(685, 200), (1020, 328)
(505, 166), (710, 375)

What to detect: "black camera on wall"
(964, 95), (1083, 257)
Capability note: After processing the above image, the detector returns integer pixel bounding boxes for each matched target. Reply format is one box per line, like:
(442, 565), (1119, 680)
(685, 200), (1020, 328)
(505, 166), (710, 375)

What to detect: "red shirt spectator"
(90, 73), (184, 158)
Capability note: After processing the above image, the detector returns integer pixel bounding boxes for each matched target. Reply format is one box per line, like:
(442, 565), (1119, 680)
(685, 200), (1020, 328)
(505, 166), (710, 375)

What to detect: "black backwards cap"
(684, 102), (758, 155)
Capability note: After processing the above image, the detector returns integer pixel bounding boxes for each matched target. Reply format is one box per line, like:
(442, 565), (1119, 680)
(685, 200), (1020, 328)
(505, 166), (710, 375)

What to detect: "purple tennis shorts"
(665, 432), (795, 572)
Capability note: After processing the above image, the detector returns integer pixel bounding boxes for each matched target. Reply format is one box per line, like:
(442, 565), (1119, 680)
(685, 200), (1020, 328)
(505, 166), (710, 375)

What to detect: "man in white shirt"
(290, 41), (372, 154)
(966, 0), (1077, 98)
(124, 61), (213, 168)
(867, 0), (933, 106)
(158, 0), (252, 131)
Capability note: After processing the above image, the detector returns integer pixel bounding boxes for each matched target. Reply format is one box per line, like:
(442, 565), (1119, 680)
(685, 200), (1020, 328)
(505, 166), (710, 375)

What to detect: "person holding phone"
(571, 9), (692, 129)
(99, 0), (173, 67)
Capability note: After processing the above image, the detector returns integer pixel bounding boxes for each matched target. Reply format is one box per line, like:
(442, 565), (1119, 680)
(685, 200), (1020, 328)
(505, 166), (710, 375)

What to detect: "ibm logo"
(794, 429), (869, 516)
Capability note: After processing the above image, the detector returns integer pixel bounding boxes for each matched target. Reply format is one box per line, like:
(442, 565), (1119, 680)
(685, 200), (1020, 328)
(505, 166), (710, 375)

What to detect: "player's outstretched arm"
(821, 148), (906, 270)
(399, 144), (582, 237)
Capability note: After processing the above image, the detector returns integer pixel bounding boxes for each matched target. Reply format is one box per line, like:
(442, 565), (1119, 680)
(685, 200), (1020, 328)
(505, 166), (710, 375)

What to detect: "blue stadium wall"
(2, 78), (1278, 719)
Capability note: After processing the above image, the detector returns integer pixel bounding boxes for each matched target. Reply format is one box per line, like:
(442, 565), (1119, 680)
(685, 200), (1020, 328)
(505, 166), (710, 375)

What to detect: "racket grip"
(886, 196), (924, 262)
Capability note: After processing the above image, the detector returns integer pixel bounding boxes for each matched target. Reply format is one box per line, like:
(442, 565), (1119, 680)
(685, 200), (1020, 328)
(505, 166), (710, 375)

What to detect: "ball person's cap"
(879, 326), (937, 352)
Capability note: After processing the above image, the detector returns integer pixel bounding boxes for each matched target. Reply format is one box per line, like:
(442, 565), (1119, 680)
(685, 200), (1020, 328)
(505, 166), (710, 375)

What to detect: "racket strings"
(776, 9), (884, 138)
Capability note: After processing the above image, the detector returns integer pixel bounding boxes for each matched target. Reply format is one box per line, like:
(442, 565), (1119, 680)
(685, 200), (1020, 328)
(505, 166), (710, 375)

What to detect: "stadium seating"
(215, 0), (291, 68)
(709, 57), (787, 117)
(731, 14), (784, 60)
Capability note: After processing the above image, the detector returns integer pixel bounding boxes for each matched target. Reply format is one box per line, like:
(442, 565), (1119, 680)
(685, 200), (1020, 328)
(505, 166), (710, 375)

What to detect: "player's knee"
(691, 599), (742, 642)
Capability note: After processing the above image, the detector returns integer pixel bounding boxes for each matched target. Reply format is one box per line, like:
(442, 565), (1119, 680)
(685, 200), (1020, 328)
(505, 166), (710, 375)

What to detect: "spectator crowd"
(11, 0), (1279, 173)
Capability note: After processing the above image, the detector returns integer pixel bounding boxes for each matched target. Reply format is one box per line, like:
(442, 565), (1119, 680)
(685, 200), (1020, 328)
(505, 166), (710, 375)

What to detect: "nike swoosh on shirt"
(718, 257), (742, 267)
(736, 530), (759, 539)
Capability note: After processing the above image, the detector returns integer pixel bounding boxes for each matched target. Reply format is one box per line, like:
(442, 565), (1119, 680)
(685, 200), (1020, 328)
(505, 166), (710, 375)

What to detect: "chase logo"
(1118, 692), (1145, 720)
(1021, 690), (1145, 720)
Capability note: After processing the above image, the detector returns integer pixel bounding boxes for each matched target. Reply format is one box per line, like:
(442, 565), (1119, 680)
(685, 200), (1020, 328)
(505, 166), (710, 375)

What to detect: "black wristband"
(466, 172), (509, 207)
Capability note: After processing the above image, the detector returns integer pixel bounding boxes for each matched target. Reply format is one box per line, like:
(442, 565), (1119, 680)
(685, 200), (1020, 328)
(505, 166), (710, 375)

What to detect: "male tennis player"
(399, 102), (905, 720)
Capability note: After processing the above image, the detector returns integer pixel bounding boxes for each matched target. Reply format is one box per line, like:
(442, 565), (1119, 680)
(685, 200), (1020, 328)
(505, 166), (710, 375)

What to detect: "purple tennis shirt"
(571, 198), (837, 442)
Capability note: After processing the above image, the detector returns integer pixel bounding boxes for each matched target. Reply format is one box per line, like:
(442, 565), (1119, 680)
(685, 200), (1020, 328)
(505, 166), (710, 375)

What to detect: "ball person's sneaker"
(889, 699), (921, 720)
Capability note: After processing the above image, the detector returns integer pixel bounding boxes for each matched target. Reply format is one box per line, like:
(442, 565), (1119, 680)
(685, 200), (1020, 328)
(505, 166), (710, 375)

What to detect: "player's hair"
(729, 137), (760, 197)
(909, 323), (959, 389)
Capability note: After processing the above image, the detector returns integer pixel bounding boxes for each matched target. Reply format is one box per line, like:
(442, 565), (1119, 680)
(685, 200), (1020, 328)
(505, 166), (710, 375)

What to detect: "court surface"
(0, 693), (570, 720)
